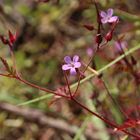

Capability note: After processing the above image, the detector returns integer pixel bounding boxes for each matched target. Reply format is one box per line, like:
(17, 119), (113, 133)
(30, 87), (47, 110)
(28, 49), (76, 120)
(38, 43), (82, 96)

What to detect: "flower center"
(107, 16), (111, 20)
(70, 62), (75, 67)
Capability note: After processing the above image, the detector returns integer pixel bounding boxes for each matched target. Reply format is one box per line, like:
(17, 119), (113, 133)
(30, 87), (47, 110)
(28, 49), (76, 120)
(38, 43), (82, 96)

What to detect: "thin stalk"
(8, 44), (19, 75)
(118, 41), (140, 117)
(0, 73), (15, 78)
(80, 64), (129, 119)
(16, 76), (70, 99)
(71, 97), (140, 138)
(101, 78), (129, 119)
(63, 71), (72, 98)
(72, 72), (81, 97)
(71, 44), (140, 89)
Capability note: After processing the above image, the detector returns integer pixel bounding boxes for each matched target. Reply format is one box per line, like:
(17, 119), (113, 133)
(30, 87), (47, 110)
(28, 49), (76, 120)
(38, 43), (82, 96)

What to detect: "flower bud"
(8, 30), (17, 45)
(95, 34), (102, 44)
(105, 31), (113, 42)
(83, 24), (94, 31)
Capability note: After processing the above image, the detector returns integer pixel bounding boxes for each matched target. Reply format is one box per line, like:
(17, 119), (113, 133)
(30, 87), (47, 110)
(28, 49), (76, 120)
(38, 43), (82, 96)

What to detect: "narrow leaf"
(0, 57), (11, 73)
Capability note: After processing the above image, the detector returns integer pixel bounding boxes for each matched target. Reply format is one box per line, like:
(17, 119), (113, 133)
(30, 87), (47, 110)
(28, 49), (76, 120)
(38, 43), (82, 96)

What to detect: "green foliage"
(0, 0), (140, 139)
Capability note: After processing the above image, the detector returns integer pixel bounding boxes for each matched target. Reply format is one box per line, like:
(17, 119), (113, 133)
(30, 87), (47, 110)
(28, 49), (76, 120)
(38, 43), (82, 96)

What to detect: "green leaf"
(18, 94), (53, 106)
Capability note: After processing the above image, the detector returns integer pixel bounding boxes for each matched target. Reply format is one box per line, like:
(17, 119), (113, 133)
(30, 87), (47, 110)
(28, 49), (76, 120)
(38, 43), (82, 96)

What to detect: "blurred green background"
(0, 0), (140, 139)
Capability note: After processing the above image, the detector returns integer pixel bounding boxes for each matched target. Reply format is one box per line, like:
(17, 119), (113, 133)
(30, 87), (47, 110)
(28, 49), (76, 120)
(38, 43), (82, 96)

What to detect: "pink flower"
(100, 8), (118, 24)
(62, 55), (81, 75)
(114, 41), (127, 52)
(86, 47), (93, 57)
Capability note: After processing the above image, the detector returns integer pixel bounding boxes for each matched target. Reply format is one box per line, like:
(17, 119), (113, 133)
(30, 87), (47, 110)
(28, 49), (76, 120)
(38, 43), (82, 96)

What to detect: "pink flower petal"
(107, 8), (113, 17)
(115, 42), (121, 51)
(74, 62), (81, 68)
(108, 16), (118, 23)
(100, 11), (106, 18)
(115, 41), (127, 52)
(70, 68), (77, 75)
(87, 48), (93, 56)
(64, 56), (71, 64)
(73, 55), (79, 62)
(62, 64), (71, 70)
(101, 18), (108, 24)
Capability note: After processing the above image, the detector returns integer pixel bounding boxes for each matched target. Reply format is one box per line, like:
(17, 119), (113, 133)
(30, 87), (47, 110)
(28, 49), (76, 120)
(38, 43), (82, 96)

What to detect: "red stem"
(63, 71), (73, 98)
(16, 76), (70, 99)
(101, 78), (129, 119)
(72, 72), (81, 97)
(71, 97), (140, 138)
(1, 72), (140, 138)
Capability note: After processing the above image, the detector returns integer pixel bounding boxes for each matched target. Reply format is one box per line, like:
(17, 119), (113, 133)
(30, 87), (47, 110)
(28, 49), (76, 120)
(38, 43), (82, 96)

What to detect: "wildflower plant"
(0, 1), (140, 139)
(100, 8), (118, 24)
(62, 55), (81, 75)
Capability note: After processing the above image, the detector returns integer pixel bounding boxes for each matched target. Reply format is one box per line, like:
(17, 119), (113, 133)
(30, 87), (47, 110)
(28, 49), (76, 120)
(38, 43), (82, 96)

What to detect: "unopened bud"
(83, 24), (94, 31)
(105, 31), (113, 42)
(8, 30), (17, 45)
(95, 34), (102, 44)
